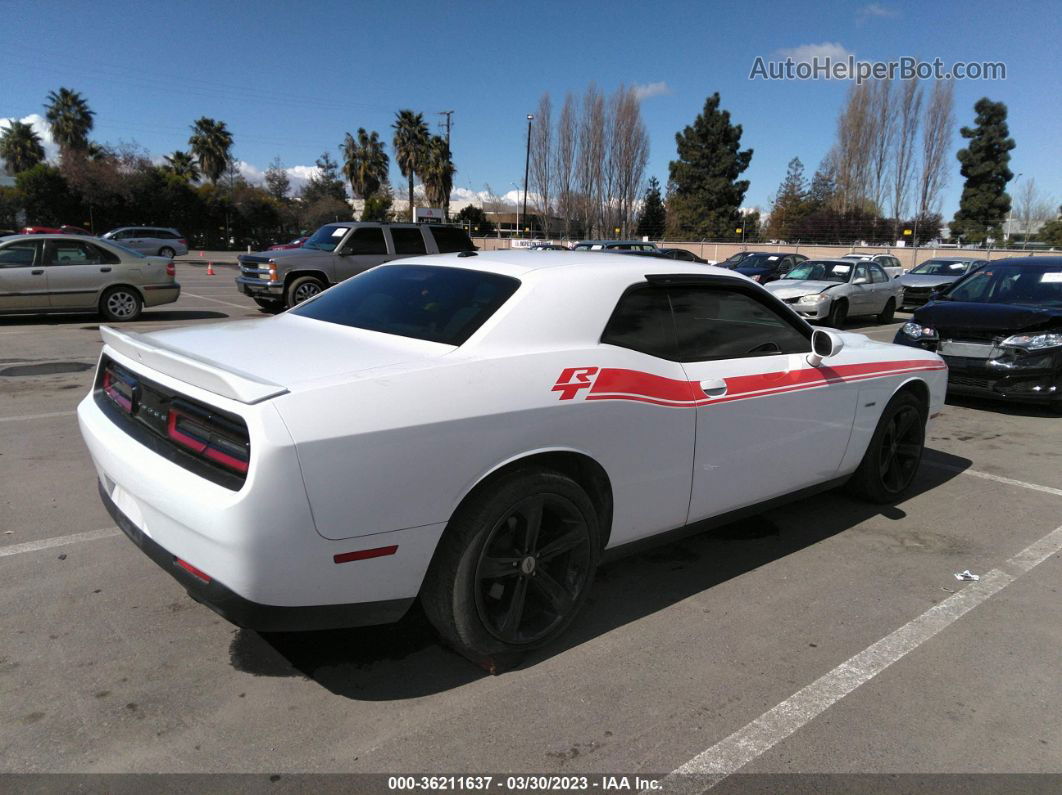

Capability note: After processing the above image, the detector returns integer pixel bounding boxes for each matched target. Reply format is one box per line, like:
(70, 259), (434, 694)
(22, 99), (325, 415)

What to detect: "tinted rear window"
(391, 227), (427, 255)
(290, 264), (520, 345)
(428, 226), (475, 253)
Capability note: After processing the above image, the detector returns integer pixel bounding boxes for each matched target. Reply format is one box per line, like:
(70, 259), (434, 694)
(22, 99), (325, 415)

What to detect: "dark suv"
(236, 222), (476, 309)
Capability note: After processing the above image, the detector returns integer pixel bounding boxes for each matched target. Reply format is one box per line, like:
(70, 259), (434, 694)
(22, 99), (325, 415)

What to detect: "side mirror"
(852, 276), (869, 285)
(807, 329), (845, 367)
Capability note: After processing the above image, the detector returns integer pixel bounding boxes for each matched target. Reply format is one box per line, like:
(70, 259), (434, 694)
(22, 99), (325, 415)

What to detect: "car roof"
(574, 240), (655, 245)
(386, 250), (745, 281)
(325, 221), (454, 229)
(984, 256), (1062, 267)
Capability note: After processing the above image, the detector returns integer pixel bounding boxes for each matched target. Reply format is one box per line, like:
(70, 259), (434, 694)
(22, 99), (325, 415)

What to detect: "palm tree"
(392, 110), (429, 221)
(0, 121), (46, 173)
(421, 135), (455, 219)
(188, 117), (233, 183)
(163, 150), (200, 183)
(44, 87), (95, 154)
(341, 128), (389, 199)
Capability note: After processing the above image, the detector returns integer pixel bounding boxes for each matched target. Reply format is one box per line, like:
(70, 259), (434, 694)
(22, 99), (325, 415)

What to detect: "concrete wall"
(470, 238), (1058, 268)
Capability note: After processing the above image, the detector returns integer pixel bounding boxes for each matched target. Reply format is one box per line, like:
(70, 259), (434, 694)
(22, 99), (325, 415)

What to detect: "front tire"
(848, 391), (926, 503)
(99, 287), (143, 322)
(285, 276), (325, 308)
(253, 297), (285, 312)
(421, 467), (601, 660)
(827, 298), (848, 328)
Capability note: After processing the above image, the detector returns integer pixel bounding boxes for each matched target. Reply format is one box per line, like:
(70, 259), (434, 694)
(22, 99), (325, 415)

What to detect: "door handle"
(700, 378), (728, 397)
(31, 269), (44, 275)
(100, 267), (112, 273)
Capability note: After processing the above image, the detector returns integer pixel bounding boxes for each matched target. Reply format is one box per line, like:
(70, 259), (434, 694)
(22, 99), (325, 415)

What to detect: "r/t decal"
(552, 367), (599, 400)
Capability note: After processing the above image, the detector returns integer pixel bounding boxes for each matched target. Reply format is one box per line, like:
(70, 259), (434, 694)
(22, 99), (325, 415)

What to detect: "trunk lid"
(101, 315), (453, 404)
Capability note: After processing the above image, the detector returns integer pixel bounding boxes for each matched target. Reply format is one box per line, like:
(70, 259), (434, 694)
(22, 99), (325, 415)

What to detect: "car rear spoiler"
(99, 326), (289, 405)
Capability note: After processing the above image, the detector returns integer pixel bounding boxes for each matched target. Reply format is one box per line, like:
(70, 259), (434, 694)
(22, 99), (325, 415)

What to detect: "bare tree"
(915, 80), (955, 224)
(835, 81), (875, 211)
(890, 79), (922, 234)
(529, 93), (553, 237)
(554, 92), (578, 240)
(1015, 178), (1054, 245)
(609, 85), (649, 236)
(868, 78), (895, 214)
(576, 83), (605, 238)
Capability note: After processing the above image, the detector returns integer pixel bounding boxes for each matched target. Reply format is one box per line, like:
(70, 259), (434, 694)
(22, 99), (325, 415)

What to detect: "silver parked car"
(0, 235), (180, 321)
(765, 258), (903, 327)
(840, 253), (905, 279)
(897, 257), (986, 308)
(100, 227), (189, 258)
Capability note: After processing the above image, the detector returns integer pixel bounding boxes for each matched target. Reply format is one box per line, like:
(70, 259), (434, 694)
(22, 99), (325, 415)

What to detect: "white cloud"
(235, 160), (321, 193)
(775, 42), (855, 63)
(858, 3), (898, 20)
(0, 113), (60, 162)
(632, 81), (672, 101)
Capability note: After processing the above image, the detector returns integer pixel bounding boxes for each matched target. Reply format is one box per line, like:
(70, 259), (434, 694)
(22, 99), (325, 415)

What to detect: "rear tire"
(285, 276), (325, 309)
(158, 246), (176, 259)
(877, 298), (896, 324)
(99, 287), (143, 322)
(848, 391), (926, 503)
(827, 298), (848, 328)
(421, 467), (601, 661)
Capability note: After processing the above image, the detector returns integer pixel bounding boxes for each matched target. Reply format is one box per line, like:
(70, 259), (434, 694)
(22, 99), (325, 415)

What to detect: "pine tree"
(635, 177), (666, 238)
(666, 93), (753, 239)
(264, 156), (290, 200)
(301, 152), (347, 204)
(950, 98), (1015, 244)
(765, 157), (808, 241)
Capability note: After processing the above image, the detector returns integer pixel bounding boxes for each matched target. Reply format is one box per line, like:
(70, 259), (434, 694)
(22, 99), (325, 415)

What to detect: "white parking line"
(926, 461), (1062, 499)
(651, 521), (1062, 792)
(0, 410), (77, 423)
(0, 527), (120, 558)
(181, 292), (253, 309)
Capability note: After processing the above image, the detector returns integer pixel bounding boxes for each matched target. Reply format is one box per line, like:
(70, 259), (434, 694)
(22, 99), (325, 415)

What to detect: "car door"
(0, 238), (47, 310)
(43, 239), (116, 308)
(849, 262), (874, 314)
(668, 282), (860, 521)
(868, 263), (892, 311)
(333, 227), (391, 281)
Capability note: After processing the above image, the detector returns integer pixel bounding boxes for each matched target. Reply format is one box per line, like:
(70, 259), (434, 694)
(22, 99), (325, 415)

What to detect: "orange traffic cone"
(206, 262), (215, 276)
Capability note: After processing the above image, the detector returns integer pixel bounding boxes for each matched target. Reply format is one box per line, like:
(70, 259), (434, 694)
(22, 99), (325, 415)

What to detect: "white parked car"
(78, 252), (946, 660)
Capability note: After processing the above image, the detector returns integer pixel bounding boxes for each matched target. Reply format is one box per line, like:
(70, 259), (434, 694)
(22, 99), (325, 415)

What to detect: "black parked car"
(894, 256), (1062, 412)
(658, 247), (710, 263)
(734, 252), (808, 284)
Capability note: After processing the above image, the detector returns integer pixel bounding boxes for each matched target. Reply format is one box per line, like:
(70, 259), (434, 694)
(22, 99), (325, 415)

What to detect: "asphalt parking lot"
(1, 262), (1060, 786)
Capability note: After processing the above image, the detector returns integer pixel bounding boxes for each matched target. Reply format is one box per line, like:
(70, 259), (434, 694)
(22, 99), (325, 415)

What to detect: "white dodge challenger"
(78, 252), (947, 659)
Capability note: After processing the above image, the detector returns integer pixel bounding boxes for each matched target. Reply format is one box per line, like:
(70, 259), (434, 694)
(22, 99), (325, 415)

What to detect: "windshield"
(942, 265), (1062, 307)
(303, 224), (348, 252)
(783, 261), (852, 283)
(290, 264), (521, 345)
(911, 260), (972, 276)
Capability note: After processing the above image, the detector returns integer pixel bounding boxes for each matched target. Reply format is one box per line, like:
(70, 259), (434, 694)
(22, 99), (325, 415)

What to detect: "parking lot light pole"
(523, 114), (533, 238)
(511, 182), (521, 239)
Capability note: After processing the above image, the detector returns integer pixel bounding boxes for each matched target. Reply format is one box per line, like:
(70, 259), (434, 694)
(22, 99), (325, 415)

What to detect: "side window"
(342, 228), (387, 255)
(870, 264), (888, 283)
(46, 240), (104, 266)
(854, 263), (869, 283)
(90, 243), (121, 265)
(429, 226), (475, 253)
(0, 240), (39, 267)
(391, 227), (427, 255)
(601, 287), (675, 359)
(668, 287), (810, 361)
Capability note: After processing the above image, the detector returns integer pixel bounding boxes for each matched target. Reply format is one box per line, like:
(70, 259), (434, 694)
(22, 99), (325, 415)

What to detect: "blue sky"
(2, 0), (1059, 217)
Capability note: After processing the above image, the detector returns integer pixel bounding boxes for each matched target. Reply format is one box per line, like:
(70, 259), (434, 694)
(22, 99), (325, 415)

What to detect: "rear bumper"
(99, 481), (413, 631)
(142, 283), (181, 307)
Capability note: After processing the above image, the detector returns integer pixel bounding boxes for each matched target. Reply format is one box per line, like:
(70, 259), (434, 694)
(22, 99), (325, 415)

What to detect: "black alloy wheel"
(877, 404), (923, 495)
(474, 494), (593, 645)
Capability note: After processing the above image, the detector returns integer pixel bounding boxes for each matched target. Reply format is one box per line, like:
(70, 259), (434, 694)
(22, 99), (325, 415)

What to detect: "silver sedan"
(765, 259), (904, 327)
(0, 235), (180, 321)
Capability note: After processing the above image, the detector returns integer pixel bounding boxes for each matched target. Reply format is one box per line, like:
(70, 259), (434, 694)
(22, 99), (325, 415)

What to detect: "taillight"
(102, 367), (135, 413)
(178, 238), (187, 247)
(165, 262), (176, 278)
(166, 402), (249, 475)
